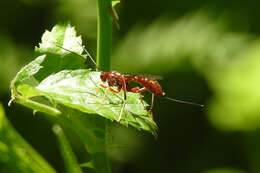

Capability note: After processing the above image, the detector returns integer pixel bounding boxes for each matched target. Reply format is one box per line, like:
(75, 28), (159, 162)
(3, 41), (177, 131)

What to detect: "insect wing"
(124, 74), (163, 80)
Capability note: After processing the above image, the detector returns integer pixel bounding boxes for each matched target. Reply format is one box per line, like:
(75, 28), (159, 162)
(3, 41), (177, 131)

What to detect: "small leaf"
(9, 54), (46, 105)
(80, 162), (94, 169)
(11, 54), (46, 89)
(112, 0), (120, 7)
(34, 24), (86, 81)
(110, 1), (120, 29)
(53, 124), (83, 173)
(35, 24), (84, 56)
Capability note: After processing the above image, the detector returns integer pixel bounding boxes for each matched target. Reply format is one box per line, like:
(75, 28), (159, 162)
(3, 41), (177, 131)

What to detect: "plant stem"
(0, 104), (57, 173)
(97, 0), (113, 71)
(92, 0), (113, 172)
(53, 109), (112, 173)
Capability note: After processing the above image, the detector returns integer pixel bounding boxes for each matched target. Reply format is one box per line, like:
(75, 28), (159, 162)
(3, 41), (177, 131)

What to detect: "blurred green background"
(1, 0), (260, 172)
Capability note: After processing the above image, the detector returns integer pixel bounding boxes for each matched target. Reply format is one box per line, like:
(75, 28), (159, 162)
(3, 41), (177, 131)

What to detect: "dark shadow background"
(1, 0), (260, 173)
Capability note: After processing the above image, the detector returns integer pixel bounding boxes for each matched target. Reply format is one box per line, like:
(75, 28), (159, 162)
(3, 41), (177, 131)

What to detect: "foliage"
(7, 21), (157, 172)
(10, 24), (156, 134)
(0, 103), (57, 173)
(2, 0), (260, 172)
(209, 40), (260, 131)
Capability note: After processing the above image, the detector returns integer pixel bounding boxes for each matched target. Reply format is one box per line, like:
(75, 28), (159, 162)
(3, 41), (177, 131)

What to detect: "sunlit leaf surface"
(10, 24), (157, 135)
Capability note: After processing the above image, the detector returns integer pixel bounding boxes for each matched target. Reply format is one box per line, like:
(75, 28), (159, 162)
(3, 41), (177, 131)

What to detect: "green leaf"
(80, 162), (94, 169)
(11, 54), (46, 89)
(10, 24), (157, 136)
(34, 24), (86, 81)
(53, 124), (83, 173)
(9, 54), (46, 104)
(112, 0), (120, 7)
(0, 103), (57, 173)
(39, 70), (155, 131)
(35, 24), (84, 56)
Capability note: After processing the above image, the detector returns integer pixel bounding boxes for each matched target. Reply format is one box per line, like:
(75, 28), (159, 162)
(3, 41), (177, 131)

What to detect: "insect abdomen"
(128, 77), (165, 96)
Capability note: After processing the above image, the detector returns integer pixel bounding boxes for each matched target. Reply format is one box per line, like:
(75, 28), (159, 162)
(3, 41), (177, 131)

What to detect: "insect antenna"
(56, 44), (86, 61)
(56, 44), (100, 70)
(78, 42), (99, 70)
(164, 96), (204, 108)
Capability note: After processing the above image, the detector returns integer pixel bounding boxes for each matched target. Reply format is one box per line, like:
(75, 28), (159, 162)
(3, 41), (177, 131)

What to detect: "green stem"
(89, 0), (113, 172)
(0, 104), (57, 173)
(15, 97), (61, 116)
(97, 0), (113, 71)
(50, 109), (111, 173)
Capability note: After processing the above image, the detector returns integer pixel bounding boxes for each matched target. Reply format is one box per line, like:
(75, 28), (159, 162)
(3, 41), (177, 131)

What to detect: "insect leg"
(131, 87), (147, 93)
(117, 101), (126, 122)
(100, 83), (108, 89)
(110, 87), (121, 93)
(100, 84), (121, 93)
(100, 88), (108, 104)
(89, 75), (118, 104)
(148, 93), (155, 120)
(117, 78), (127, 122)
(149, 93), (155, 112)
(137, 89), (155, 121)
(99, 84), (123, 108)
(120, 78), (127, 101)
(130, 87), (148, 110)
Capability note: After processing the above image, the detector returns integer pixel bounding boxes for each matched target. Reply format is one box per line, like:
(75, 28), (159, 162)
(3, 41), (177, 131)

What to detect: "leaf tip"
(52, 124), (63, 135)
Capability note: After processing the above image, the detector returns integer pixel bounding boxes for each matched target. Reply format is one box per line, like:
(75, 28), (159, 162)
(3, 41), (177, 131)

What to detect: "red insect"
(99, 71), (203, 121)
(57, 45), (203, 122)
(99, 71), (164, 121)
